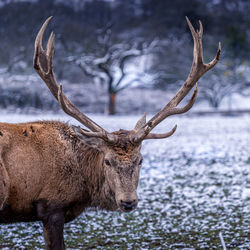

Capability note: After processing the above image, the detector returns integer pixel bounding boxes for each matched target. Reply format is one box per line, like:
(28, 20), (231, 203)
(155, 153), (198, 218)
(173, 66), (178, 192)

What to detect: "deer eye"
(104, 159), (111, 166)
(139, 158), (143, 165)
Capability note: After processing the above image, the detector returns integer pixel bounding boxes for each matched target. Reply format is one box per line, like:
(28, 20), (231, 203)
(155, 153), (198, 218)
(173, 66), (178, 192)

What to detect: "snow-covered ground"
(0, 113), (249, 249)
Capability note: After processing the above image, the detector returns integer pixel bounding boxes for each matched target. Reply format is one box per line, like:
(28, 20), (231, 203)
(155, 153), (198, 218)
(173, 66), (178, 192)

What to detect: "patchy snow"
(0, 113), (249, 249)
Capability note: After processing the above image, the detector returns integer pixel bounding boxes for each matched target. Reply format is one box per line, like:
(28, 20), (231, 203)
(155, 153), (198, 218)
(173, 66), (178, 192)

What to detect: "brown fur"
(0, 121), (142, 249)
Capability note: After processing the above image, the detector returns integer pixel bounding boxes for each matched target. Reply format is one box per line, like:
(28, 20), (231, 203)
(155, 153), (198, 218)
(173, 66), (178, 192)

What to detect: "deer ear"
(72, 126), (105, 150)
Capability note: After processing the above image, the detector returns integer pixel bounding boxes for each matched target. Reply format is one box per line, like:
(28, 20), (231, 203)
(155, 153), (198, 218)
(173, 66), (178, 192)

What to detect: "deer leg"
(36, 200), (65, 250)
(42, 211), (65, 250)
(0, 161), (10, 210)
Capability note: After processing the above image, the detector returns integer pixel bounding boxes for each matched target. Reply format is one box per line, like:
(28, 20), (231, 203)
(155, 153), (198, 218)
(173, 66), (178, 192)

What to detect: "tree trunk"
(108, 92), (116, 115)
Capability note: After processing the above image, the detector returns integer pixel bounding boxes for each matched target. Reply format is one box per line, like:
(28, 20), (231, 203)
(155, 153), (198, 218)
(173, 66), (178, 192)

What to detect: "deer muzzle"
(116, 192), (138, 212)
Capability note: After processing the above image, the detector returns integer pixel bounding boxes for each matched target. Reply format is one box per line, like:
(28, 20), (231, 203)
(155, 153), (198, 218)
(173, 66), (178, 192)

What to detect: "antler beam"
(131, 17), (221, 143)
(34, 17), (118, 143)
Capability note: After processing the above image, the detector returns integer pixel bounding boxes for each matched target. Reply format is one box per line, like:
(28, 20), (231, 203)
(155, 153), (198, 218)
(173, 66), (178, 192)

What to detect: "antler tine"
(34, 17), (49, 72)
(34, 16), (52, 54)
(206, 42), (221, 70)
(163, 82), (198, 116)
(144, 124), (177, 140)
(46, 31), (55, 74)
(34, 17), (116, 141)
(186, 17), (203, 65)
(131, 17), (221, 143)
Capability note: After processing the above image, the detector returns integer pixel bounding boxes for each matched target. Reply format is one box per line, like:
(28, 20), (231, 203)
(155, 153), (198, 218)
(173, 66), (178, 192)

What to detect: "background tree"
(65, 24), (157, 114)
(199, 61), (247, 109)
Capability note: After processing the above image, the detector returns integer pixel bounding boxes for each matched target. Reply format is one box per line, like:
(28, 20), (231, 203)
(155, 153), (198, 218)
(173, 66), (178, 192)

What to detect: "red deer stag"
(0, 17), (220, 249)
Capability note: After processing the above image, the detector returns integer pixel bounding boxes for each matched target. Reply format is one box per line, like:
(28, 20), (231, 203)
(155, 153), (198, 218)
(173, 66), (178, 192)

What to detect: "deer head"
(33, 17), (220, 212)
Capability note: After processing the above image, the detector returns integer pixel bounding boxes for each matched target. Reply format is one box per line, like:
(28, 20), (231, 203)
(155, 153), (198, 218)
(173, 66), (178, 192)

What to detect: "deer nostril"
(120, 200), (136, 211)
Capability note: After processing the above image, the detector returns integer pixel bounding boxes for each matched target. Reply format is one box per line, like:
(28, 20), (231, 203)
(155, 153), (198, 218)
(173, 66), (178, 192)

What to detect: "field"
(0, 113), (249, 249)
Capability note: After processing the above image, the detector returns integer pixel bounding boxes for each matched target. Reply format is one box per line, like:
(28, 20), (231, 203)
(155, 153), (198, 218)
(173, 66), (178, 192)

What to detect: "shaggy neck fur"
(73, 138), (118, 211)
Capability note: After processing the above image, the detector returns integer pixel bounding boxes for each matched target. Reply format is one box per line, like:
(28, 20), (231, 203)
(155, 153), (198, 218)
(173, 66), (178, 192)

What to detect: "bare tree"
(66, 24), (157, 115)
(199, 57), (248, 110)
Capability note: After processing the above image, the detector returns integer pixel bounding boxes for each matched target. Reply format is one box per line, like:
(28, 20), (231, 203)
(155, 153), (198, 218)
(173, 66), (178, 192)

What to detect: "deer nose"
(120, 200), (136, 211)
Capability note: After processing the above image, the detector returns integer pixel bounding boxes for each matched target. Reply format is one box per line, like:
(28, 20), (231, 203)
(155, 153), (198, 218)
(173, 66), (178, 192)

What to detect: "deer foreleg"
(36, 200), (65, 250)
(42, 211), (65, 250)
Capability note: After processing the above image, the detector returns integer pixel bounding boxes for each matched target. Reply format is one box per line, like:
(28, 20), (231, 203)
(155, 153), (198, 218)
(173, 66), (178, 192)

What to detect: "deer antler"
(131, 17), (221, 143)
(34, 17), (118, 143)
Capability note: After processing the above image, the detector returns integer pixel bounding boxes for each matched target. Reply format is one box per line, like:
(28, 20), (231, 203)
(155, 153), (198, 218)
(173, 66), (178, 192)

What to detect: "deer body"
(0, 121), (141, 223)
(0, 121), (88, 223)
(0, 17), (220, 249)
